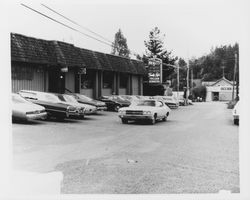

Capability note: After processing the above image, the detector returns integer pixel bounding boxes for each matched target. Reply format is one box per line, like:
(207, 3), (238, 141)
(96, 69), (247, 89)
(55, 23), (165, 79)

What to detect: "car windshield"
(78, 94), (92, 101)
(12, 94), (29, 103)
(63, 95), (78, 103)
(136, 100), (156, 107)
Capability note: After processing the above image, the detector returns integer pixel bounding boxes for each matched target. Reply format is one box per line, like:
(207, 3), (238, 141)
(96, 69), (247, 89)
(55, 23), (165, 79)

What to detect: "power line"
(21, 3), (113, 47)
(40, 4), (140, 56)
(40, 3), (113, 44)
(21, 3), (140, 58)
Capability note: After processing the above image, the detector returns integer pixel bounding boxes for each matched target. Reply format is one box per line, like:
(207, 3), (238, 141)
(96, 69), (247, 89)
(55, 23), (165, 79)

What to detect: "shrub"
(227, 99), (238, 109)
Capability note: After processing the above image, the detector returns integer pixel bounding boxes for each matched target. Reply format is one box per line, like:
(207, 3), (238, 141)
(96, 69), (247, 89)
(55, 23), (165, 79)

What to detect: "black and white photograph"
(1, 0), (250, 199)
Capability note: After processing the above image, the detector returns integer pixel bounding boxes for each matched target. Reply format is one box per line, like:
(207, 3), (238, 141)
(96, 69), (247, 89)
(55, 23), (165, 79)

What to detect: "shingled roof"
(11, 33), (146, 75)
(11, 33), (57, 64)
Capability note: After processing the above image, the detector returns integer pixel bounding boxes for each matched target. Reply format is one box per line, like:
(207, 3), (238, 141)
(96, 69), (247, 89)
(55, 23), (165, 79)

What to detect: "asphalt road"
(12, 101), (239, 194)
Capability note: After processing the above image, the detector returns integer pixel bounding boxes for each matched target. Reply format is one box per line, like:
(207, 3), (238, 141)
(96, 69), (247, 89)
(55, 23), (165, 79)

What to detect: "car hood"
(119, 106), (157, 112)
(91, 100), (106, 106)
(13, 102), (45, 112)
(164, 99), (176, 104)
(80, 103), (96, 110)
(80, 99), (106, 106)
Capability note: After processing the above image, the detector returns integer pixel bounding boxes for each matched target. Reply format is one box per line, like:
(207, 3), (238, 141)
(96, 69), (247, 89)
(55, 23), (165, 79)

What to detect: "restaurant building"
(11, 33), (146, 98)
(202, 77), (236, 101)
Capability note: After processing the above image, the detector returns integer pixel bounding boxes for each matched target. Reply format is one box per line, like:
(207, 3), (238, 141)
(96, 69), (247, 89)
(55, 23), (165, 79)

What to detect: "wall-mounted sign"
(220, 86), (232, 91)
(78, 67), (86, 74)
(148, 58), (162, 83)
(61, 67), (68, 73)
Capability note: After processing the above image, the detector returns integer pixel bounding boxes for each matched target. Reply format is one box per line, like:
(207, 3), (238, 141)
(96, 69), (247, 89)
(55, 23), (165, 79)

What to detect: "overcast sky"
(8, 0), (246, 60)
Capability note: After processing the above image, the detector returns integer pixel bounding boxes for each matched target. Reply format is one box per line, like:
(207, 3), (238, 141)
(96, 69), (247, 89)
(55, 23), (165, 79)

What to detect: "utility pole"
(176, 63), (180, 100)
(186, 61), (190, 104)
(191, 67), (193, 90)
(221, 60), (225, 78)
(236, 53), (239, 100)
(232, 52), (237, 101)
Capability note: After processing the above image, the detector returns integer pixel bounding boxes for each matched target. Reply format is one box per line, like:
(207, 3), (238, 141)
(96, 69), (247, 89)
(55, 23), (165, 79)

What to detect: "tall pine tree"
(111, 29), (130, 58)
(144, 27), (177, 82)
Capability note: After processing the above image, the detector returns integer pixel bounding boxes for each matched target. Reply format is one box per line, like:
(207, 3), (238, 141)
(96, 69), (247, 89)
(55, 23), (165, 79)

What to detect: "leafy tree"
(178, 57), (187, 68)
(192, 43), (239, 81)
(143, 27), (178, 82)
(111, 29), (130, 58)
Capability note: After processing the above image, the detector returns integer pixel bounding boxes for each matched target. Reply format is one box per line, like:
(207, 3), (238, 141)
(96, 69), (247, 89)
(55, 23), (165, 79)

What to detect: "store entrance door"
(212, 92), (219, 101)
(48, 68), (65, 93)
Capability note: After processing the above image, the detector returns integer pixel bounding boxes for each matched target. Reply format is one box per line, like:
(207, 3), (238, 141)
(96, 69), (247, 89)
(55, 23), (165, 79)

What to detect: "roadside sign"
(60, 67), (68, 73)
(148, 58), (162, 83)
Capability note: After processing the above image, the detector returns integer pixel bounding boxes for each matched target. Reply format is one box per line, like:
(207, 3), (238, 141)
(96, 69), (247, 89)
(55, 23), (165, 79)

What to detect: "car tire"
(122, 119), (128, 124)
(162, 116), (167, 121)
(163, 112), (169, 122)
(150, 114), (157, 125)
(234, 119), (239, 125)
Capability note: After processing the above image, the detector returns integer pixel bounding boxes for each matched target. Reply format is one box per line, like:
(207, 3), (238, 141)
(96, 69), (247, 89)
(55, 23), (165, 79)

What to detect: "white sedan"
(12, 93), (47, 121)
(118, 99), (171, 124)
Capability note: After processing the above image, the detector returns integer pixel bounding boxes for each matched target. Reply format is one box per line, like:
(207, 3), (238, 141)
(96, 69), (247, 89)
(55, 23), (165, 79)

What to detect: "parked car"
(98, 95), (130, 111)
(178, 95), (192, 106)
(12, 93), (47, 122)
(70, 93), (107, 112)
(118, 99), (171, 124)
(153, 95), (179, 109)
(232, 101), (239, 125)
(19, 90), (80, 120)
(54, 94), (86, 117)
(119, 95), (140, 104)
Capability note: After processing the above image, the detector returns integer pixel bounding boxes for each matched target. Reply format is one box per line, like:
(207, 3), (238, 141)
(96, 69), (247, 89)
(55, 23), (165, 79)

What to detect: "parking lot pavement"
(12, 102), (239, 193)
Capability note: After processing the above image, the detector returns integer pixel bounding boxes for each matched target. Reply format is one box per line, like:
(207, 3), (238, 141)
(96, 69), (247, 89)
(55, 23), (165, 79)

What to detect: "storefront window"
(103, 71), (113, 88)
(120, 73), (128, 88)
(81, 69), (95, 89)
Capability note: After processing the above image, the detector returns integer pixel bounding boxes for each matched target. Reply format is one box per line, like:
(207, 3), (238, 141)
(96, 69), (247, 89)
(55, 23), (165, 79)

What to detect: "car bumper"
(26, 112), (47, 120)
(166, 103), (178, 109)
(119, 114), (153, 120)
(67, 111), (83, 117)
(96, 106), (107, 111)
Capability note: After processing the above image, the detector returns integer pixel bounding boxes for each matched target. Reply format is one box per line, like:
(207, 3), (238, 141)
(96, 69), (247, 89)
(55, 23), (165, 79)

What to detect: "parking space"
(12, 102), (239, 193)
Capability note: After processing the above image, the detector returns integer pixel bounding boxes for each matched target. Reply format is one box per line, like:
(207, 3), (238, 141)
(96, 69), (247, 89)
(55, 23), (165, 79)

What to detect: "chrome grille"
(126, 110), (143, 115)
